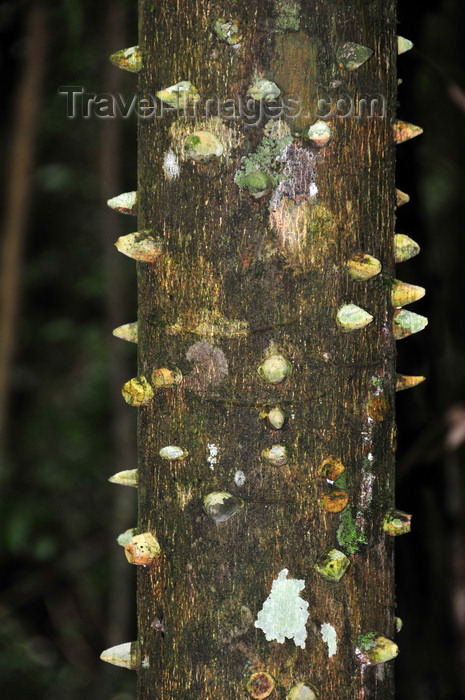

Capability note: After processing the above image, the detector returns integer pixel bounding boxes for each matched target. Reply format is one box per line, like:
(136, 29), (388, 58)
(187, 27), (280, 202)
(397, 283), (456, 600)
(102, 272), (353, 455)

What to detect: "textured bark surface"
(136, 1), (397, 698)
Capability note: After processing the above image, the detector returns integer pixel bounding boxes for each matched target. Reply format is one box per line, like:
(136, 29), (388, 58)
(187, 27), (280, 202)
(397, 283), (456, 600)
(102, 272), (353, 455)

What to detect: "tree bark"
(134, 1), (399, 698)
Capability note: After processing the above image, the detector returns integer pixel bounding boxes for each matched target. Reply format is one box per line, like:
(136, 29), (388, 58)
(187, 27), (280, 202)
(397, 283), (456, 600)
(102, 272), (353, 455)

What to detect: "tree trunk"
(0, 3), (46, 460)
(104, 0), (421, 697)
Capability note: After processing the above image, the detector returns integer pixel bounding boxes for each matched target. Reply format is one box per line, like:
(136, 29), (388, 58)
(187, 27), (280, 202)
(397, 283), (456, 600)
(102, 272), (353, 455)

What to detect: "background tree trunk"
(0, 3), (46, 460)
(132, 1), (399, 697)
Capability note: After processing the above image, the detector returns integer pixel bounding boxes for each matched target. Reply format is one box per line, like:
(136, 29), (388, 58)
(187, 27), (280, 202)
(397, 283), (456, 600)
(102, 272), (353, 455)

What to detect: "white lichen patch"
(320, 622), (337, 657)
(163, 150), (180, 180)
(234, 470), (246, 486)
(207, 443), (218, 470)
(254, 569), (309, 649)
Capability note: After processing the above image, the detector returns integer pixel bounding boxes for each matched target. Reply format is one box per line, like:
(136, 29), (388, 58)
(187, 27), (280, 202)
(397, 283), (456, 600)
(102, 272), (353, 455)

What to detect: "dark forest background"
(1, 1), (464, 698)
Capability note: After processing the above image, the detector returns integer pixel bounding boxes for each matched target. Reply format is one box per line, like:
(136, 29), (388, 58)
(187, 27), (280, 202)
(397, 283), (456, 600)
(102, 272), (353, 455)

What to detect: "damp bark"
(136, 1), (397, 698)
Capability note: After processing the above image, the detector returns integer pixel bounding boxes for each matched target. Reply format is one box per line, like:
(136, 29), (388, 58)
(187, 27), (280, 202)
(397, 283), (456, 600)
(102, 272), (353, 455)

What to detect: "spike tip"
(109, 46), (142, 73)
(100, 641), (140, 670)
(108, 469), (138, 487)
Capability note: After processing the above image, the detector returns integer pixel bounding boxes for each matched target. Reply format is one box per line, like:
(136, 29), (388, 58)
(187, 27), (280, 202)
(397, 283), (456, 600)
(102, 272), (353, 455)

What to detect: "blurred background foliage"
(0, 0), (464, 698)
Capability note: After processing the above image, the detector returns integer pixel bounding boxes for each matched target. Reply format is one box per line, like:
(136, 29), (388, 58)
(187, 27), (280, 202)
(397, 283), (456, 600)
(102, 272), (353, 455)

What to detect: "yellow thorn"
(109, 46), (142, 73)
(394, 234), (420, 262)
(393, 120), (423, 144)
(108, 469), (138, 487)
(112, 322), (138, 343)
(115, 231), (163, 262)
(395, 188), (410, 207)
(391, 279), (425, 307)
(396, 374), (426, 392)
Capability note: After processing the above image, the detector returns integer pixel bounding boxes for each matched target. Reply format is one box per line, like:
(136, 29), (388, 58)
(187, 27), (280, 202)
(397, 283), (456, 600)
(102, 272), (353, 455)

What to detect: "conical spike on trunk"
(122, 376), (154, 406)
(393, 309), (428, 339)
(156, 81), (200, 107)
(390, 279), (425, 307)
(108, 469), (138, 487)
(336, 42), (373, 70)
(117, 528), (138, 547)
(397, 36), (413, 55)
(355, 634), (399, 665)
(393, 120), (423, 144)
(115, 231), (164, 262)
(336, 304), (373, 332)
(396, 374), (426, 392)
(346, 252), (381, 281)
(125, 532), (161, 565)
(212, 18), (242, 46)
(395, 188), (410, 207)
(107, 191), (138, 215)
(100, 641), (141, 670)
(151, 367), (183, 388)
(109, 45), (142, 72)
(383, 509), (412, 535)
(394, 234), (420, 262)
(112, 322), (138, 343)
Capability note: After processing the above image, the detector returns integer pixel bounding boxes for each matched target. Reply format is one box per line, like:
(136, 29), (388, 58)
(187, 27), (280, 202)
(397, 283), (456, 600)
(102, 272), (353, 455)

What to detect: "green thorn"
(336, 42), (373, 70)
(204, 492), (244, 522)
(159, 445), (188, 461)
(258, 353), (292, 384)
(336, 304), (373, 332)
(107, 191), (137, 216)
(100, 641), (142, 670)
(308, 119), (332, 147)
(115, 231), (163, 262)
(108, 469), (138, 487)
(346, 252), (381, 281)
(121, 376), (154, 406)
(184, 131), (224, 162)
(112, 322), (138, 343)
(356, 633), (399, 665)
(397, 36), (413, 55)
(247, 77), (281, 102)
(287, 683), (317, 700)
(383, 509), (412, 536)
(261, 444), (289, 466)
(212, 17), (242, 45)
(314, 548), (350, 582)
(393, 309), (428, 339)
(116, 528), (137, 547)
(156, 81), (200, 107)
(259, 406), (286, 429)
(109, 46), (142, 73)
(394, 234), (420, 262)
(236, 169), (275, 198)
